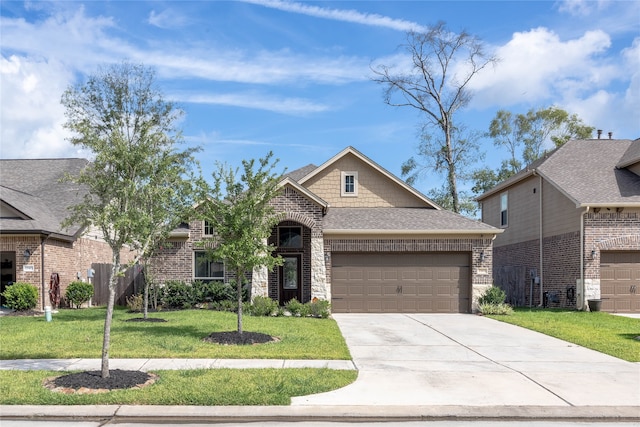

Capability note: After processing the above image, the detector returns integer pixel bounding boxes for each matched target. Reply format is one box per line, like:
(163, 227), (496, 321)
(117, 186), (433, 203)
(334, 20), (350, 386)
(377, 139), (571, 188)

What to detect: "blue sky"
(1, 0), (638, 196)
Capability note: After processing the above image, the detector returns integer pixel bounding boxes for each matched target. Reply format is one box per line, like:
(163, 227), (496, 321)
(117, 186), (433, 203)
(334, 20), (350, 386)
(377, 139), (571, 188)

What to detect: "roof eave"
(323, 228), (503, 235)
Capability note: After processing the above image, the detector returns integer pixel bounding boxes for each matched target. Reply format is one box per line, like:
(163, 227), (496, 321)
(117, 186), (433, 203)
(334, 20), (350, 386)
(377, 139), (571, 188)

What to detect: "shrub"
(210, 299), (238, 312)
(160, 280), (194, 309)
(478, 286), (507, 305)
(248, 296), (279, 316)
(308, 299), (331, 318)
(65, 281), (94, 309)
(2, 282), (38, 311)
(126, 293), (144, 312)
(479, 302), (513, 315)
(192, 280), (234, 303)
(285, 298), (306, 316)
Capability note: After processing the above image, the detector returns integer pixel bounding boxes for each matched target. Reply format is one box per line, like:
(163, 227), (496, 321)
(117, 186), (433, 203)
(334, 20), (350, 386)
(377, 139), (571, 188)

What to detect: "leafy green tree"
(198, 152), (284, 335)
(475, 107), (594, 198)
(373, 22), (498, 213)
(61, 62), (199, 378)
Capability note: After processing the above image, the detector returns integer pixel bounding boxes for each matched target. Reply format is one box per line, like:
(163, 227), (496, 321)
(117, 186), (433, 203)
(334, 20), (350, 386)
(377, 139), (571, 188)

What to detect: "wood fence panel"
(91, 263), (145, 306)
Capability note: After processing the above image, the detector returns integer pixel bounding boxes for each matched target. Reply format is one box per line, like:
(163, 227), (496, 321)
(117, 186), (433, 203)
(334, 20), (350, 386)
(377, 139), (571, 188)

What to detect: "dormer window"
(341, 171), (358, 197)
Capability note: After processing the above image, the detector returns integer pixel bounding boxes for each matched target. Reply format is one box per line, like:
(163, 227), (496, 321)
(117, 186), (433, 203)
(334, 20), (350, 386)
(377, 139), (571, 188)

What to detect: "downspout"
(579, 206), (590, 310)
(538, 174), (544, 306)
(40, 234), (48, 310)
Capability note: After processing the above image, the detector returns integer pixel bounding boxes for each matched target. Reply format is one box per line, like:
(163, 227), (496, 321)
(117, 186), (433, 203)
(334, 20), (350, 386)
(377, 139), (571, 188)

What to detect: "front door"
(279, 255), (302, 304)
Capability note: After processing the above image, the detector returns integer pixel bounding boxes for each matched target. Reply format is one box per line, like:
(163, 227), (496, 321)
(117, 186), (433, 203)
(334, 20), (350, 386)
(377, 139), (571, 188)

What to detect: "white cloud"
(471, 27), (613, 105)
(556, 0), (610, 17)
(241, 0), (426, 32)
(0, 55), (86, 159)
(177, 92), (331, 115)
(148, 9), (189, 29)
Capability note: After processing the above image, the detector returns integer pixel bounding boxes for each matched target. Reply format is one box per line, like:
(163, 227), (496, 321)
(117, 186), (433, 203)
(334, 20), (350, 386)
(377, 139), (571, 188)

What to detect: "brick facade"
(0, 235), (134, 310)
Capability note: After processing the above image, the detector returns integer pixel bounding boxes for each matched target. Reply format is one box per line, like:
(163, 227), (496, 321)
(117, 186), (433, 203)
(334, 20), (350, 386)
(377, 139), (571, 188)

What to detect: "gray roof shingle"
(0, 159), (89, 239)
(323, 207), (499, 233)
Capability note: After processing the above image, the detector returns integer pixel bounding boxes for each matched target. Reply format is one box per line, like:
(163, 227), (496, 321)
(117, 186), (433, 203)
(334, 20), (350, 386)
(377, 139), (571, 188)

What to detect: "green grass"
(0, 307), (351, 360)
(0, 368), (358, 405)
(487, 308), (640, 362)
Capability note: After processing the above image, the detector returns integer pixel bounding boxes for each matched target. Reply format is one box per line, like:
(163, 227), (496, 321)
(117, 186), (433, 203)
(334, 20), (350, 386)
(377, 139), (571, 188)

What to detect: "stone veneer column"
(251, 265), (269, 299)
(310, 237), (330, 301)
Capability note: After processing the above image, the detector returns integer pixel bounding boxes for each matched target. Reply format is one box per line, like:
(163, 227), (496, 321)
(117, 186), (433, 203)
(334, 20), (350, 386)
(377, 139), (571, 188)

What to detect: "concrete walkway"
(1, 313), (639, 423)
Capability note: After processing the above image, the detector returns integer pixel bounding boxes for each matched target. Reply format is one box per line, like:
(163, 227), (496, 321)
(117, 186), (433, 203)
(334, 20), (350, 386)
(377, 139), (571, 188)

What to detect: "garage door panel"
(332, 253), (470, 313)
(600, 251), (640, 313)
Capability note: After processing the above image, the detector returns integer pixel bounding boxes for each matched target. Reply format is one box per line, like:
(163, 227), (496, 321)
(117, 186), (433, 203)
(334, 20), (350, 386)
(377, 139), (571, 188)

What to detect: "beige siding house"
(156, 147), (502, 313)
(477, 138), (640, 312)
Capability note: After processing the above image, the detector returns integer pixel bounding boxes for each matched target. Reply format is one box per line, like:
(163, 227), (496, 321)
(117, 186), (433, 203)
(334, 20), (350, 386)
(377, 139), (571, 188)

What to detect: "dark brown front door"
(279, 255), (302, 304)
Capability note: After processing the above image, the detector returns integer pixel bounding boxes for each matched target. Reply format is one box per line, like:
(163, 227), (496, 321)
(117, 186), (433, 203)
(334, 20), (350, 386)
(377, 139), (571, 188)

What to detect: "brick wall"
(1, 234), (134, 310)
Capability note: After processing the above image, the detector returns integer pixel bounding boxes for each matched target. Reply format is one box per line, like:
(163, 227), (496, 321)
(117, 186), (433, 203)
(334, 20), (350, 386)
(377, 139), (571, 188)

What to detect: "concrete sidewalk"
(0, 358), (356, 371)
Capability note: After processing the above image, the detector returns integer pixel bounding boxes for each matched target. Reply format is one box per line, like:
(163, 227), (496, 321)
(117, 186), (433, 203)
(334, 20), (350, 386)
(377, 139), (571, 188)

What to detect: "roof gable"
(297, 146), (440, 209)
(477, 139), (640, 207)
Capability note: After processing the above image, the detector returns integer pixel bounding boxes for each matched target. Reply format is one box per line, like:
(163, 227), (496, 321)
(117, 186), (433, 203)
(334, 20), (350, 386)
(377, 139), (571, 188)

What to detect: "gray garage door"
(600, 251), (640, 313)
(331, 253), (470, 313)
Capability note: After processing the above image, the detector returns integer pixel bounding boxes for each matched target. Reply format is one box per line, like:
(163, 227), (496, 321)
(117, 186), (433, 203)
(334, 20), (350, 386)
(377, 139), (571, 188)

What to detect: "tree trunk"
(143, 277), (149, 320)
(101, 251), (120, 378)
(236, 268), (243, 335)
(444, 126), (460, 213)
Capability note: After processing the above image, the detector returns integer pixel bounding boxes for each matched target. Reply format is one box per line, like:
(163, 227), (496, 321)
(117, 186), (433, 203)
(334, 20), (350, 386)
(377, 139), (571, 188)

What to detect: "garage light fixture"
(23, 248), (31, 262)
(479, 251), (485, 263)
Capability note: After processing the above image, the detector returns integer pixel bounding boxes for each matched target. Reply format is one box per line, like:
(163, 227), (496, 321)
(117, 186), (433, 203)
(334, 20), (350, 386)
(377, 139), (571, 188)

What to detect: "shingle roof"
(537, 139), (640, 206)
(0, 159), (89, 239)
(478, 139), (640, 207)
(323, 207), (500, 234)
(285, 164), (317, 182)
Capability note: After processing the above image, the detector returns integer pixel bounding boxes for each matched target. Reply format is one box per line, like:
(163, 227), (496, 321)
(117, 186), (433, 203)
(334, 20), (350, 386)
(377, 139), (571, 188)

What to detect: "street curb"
(2, 405), (639, 423)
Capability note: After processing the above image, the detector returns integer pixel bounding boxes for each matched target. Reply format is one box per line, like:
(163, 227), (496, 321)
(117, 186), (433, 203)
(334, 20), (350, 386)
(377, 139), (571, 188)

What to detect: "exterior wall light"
(23, 248), (31, 262)
(479, 251), (485, 263)
(591, 249), (596, 259)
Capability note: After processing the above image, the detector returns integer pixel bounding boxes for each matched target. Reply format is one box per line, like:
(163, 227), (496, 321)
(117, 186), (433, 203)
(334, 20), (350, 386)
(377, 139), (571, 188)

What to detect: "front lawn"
(0, 368), (357, 405)
(487, 308), (640, 362)
(0, 307), (351, 360)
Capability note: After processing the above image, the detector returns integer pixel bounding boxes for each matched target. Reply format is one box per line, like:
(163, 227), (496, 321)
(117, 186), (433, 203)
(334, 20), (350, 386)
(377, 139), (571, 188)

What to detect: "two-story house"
(477, 138), (640, 313)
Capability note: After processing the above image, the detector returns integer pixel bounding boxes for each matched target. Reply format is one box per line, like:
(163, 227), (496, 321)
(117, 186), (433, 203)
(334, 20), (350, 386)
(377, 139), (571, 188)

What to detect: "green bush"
(65, 281), (94, 309)
(126, 293), (144, 312)
(285, 298), (306, 316)
(160, 280), (193, 309)
(248, 296), (279, 316)
(308, 299), (331, 318)
(210, 299), (238, 312)
(192, 280), (234, 303)
(2, 282), (38, 311)
(478, 285), (507, 305)
(479, 302), (513, 315)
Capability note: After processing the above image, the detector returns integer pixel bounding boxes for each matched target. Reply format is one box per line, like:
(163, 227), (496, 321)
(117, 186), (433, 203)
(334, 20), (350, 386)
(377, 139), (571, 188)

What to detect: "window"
(194, 251), (224, 282)
(203, 220), (215, 236)
(278, 226), (302, 248)
(500, 192), (508, 227)
(341, 171), (358, 197)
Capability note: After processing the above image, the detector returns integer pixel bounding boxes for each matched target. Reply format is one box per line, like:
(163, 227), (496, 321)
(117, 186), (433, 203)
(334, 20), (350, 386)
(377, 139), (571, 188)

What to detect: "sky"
(1, 0), (639, 198)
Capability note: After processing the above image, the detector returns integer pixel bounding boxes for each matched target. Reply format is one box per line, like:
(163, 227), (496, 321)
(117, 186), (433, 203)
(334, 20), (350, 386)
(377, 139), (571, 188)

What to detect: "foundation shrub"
(65, 281), (94, 309)
(2, 282), (38, 311)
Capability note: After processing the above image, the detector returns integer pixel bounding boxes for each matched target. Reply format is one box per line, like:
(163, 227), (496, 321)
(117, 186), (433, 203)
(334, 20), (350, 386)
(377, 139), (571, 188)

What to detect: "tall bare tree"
(373, 22), (497, 213)
(61, 62), (199, 378)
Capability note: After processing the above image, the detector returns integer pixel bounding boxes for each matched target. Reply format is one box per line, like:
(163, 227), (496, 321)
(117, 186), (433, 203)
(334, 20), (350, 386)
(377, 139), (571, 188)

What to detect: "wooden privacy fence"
(91, 263), (145, 306)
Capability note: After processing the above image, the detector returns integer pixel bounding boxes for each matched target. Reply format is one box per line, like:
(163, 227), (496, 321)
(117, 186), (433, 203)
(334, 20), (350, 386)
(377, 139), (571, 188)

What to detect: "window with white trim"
(194, 251), (224, 282)
(203, 220), (215, 236)
(500, 192), (508, 227)
(341, 171), (358, 197)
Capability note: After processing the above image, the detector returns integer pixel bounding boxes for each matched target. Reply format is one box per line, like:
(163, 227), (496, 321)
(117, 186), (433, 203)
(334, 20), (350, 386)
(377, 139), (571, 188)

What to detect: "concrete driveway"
(292, 313), (640, 407)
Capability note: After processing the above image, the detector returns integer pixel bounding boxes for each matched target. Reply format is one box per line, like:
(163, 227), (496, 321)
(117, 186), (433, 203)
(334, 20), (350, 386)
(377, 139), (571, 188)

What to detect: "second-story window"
(204, 220), (215, 236)
(341, 171), (358, 197)
(500, 192), (508, 227)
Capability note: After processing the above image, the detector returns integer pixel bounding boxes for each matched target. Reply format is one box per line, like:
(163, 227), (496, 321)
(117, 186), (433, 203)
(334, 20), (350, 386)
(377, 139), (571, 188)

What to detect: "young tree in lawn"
(61, 62), (199, 378)
(198, 153), (284, 335)
(373, 22), (498, 213)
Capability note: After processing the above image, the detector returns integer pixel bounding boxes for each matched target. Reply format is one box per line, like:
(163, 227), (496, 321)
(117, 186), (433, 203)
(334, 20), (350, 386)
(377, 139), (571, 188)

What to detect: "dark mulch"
(1, 309), (42, 317)
(45, 369), (156, 393)
(125, 317), (167, 323)
(203, 331), (278, 345)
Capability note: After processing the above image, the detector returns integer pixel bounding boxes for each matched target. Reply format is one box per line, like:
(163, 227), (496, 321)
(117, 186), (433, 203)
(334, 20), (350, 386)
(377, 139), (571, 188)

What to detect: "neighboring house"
(0, 159), (135, 310)
(477, 138), (640, 313)
(150, 147), (501, 313)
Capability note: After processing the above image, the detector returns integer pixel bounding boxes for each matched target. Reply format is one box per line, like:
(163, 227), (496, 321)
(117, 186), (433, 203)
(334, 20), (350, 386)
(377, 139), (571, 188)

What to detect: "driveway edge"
(1, 405), (639, 423)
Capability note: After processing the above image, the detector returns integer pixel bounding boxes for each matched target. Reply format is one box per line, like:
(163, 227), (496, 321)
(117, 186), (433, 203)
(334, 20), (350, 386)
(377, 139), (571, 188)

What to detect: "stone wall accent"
(310, 237), (329, 301)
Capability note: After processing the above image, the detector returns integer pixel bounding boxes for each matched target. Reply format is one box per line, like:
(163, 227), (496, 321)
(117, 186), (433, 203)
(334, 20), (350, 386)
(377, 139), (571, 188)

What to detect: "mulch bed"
(44, 370), (157, 394)
(1, 309), (43, 317)
(203, 331), (278, 345)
